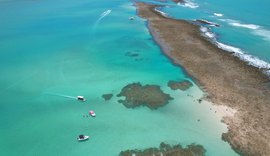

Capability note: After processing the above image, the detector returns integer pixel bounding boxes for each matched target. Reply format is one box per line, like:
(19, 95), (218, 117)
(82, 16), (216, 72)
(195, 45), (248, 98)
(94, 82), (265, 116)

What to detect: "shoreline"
(136, 2), (270, 156)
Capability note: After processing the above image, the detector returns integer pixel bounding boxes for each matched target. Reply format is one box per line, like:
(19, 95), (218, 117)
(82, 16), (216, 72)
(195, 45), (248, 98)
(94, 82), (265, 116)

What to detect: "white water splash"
(200, 27), (215, 39)
(177, 0), (199, 9)
(214, 13), (223, 17)
(154, 8), (168, 17)
(253, 28), (270, 41)
(216, 42), (270, 71)
(199, 26), (270, 75)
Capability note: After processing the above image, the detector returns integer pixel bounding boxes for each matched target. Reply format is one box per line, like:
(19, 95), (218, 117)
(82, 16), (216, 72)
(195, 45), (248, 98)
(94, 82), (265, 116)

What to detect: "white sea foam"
(154, 8), (168, 17)
(230, 22), (260, 30)
(219, 19), (259, 30)
(214, 13), (223, 17)
(205, 32), (215, 38)
(216, 42), (243, 54)
(177, 0), (199, 9)
(200, 27), (208, 33)
(253, 28), (270, 41)
(199, 26), (270, 74)
(219, 18), (270, 41)
(200, 27), (215, 39)
(216, 42), (270, 70)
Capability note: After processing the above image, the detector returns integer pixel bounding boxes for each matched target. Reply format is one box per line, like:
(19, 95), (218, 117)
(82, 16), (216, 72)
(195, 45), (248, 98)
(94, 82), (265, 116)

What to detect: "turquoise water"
(2, 0), (268, 155)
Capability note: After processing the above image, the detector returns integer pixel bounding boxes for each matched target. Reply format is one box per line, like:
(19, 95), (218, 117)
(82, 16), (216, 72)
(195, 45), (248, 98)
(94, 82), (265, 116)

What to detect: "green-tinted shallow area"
(0, 0), (240, 155)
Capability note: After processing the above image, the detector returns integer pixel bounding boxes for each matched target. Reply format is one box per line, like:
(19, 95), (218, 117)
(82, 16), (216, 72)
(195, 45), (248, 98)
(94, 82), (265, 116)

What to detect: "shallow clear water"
(0, 0), (260, 155)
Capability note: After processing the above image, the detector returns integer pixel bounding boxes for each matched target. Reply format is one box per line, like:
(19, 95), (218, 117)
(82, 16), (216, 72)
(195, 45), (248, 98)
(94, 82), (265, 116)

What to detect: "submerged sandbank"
(136, 2), (270, 156)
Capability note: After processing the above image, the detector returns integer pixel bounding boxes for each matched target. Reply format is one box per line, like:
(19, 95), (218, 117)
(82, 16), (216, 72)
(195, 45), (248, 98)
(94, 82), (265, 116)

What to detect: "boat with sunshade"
(77, 96), (86, 102)
(77, 135), (89, 141)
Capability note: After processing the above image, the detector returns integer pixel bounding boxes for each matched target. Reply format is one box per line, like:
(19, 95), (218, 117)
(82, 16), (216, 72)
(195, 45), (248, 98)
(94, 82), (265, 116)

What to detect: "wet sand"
(136, 2), (270, 156)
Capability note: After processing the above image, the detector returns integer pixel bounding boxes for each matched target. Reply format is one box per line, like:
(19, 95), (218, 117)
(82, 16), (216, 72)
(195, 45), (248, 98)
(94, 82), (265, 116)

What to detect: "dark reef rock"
(119, 142), (206, 156)
(172, 0), (185, 3)
(117, 82), (173, 109)
(195, 19), (220, 27)
(125, 51), (140, 57)
(168, 80), (193, 91)
(102, 94), (113, 101)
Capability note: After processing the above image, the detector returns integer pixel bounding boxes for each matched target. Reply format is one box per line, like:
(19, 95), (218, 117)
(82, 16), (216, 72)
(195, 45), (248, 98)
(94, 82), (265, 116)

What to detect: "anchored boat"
(89, 110), (96, 117)
(77, 135), (89, 141)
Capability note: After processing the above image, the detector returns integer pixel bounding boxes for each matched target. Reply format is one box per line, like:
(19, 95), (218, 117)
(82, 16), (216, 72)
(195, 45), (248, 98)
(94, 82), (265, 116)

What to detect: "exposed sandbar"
(117, 82), (173, 109)
(136, 2), (270, 156)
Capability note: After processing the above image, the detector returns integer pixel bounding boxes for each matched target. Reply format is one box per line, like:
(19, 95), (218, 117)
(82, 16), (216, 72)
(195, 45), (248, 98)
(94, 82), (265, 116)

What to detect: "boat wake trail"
(92, 9), (112, 32)
(44, 92), (77, 99)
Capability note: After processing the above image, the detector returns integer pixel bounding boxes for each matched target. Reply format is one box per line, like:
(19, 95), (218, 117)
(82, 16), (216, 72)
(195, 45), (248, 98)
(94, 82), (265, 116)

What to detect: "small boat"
(129, 16), (134, 20)
(77, 135), (89, 141)
(77, 96), (86, 102)
(89, 110), (96, 117)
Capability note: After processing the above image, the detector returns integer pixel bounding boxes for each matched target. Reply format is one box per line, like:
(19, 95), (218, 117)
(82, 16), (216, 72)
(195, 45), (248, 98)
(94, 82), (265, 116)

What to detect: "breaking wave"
(217, 42), (270, 71)
(219, 18), (270, 41)
(230, 23), (259, 30)
(214, 13), (223, 17)
(200, 26), (270, 75)
(177, 0), (199, 9)
(154, 8), (168, 17)
(253, 28), (270, 41)
(200, 27), (215, 39)
(219, 19), (259, 30)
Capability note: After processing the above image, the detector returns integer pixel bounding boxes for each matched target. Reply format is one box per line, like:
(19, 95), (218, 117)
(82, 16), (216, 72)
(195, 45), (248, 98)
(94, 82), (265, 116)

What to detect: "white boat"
(77, 135), (89, 141)
(129, 16), (134, 20)
(77, 96), (86, 102)
(89, 110), (96, 117)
